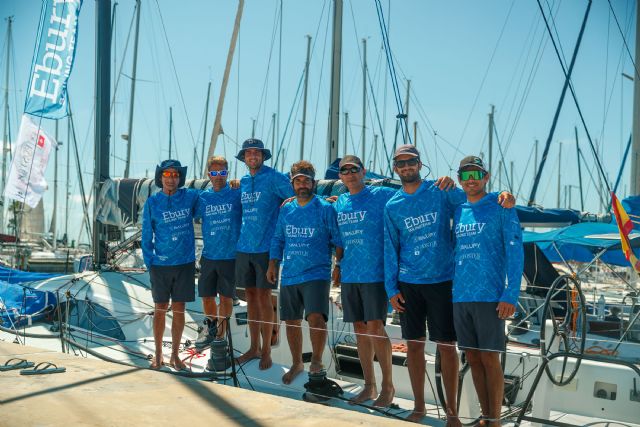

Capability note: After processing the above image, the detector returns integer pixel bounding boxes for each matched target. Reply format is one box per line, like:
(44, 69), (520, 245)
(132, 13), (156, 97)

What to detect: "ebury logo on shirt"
(285, 225), (316, 238)
(241, 192), (261, 204)
(454, 222), (486, 237)
(403, 212), (438, 232)
(161, 208), (191, 223)
(337, 211), (366, 225)
(205, 203), (233, 216)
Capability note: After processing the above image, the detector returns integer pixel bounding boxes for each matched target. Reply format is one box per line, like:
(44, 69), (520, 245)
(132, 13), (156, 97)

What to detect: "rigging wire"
(607, 0), (640, 82)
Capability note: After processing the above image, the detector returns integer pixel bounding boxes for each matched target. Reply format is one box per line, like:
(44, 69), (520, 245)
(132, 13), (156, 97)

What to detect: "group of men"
(142, 138), (523, 426)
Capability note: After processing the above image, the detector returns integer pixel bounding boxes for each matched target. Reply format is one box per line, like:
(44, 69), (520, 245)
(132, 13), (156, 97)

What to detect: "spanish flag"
(611, 191), (640, 272)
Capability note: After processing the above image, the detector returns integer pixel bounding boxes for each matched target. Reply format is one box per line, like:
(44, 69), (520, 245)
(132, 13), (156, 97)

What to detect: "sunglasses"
(458, 170), (486, 181)
(339, 166), (361, 175)
(209, 170), (228, 177)
(394, 158), (420, 168)
(162, 171), (180, 178)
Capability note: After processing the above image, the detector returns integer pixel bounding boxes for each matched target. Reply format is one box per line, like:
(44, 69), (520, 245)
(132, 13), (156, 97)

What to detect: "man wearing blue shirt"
(142, 160), (199, 371)
(235, 139), (294, 370)
(267, 161), (343, 384)
(194, 156), (242, 351)
(453, 156), (523, 427)
(384, 146), (514, 424)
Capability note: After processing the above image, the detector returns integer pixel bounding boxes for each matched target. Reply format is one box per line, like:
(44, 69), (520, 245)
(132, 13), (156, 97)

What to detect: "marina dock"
(0, 341), (399, 426)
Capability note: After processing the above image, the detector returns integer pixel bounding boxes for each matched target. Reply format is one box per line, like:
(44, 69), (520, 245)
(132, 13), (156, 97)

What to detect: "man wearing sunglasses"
(194, 156), (241, 351)
(453, 156), (523, 427)
(142, 159), (199, 371)
(235, 138), (294, 370)
(266, 161), (342, 384)
(383, 147), (515, 424)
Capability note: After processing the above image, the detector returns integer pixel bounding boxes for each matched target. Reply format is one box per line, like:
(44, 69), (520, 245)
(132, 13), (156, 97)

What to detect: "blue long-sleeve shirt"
(452, 193), (524, 305)
(383, 181), (466, 297)
(141, 188), (199, 268)
(237, 165), (294, 254)
(195, 185), (242, 261)
(270, 196), (342, 286)
(334, 185), (397, 283)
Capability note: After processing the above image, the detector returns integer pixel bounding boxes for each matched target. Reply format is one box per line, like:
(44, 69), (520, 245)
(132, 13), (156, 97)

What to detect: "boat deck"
(0, 341), (401, 426)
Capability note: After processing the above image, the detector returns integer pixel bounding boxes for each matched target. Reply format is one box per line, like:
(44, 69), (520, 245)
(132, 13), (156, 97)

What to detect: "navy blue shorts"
(149, 262), (195, 303)
(453, 302), (506, 352)
(280, 280), (330, 321)
(399, 281), (456, 342)
(198, 257), (235, 298)
(235, 252), (275, 290)
(341, 282), (388, 323)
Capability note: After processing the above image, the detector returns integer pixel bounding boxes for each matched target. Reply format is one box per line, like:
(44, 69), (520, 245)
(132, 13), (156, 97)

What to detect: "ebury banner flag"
(24, 0), (83, 119)
(4, 115), (57, 208)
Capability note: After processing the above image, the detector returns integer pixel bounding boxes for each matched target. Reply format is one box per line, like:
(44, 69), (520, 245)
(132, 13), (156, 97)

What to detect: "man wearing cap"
(384, 147), (515, 424)
(453, 157), (523, 427)
(235, 138), (294, 370)
(333, 153), (454, 407)
(194, 155), (242, 351)
(142, 159), (199, 370)
(266, 160), (343, 384)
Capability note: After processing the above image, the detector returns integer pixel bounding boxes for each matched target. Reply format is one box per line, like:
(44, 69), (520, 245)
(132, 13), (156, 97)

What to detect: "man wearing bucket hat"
(453, 155), (523, 427)
(142, 159), (199, 371)
(235, 138), (294, 370)
(266, 160), (343, 384)
(383, 147), (515, 424)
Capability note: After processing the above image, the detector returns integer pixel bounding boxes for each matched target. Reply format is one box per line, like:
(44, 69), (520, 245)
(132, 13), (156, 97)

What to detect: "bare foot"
(282, 362), (305, 384)
(446, 411), (462, 427)
(406, 410), (426, 423)
(348, 383), (377, 405)
(150, 355), (164, 369)
(236, 349), (260, 365)
(259, 351), (272, 370)
(372, 386), (395, 408)
(169, 355), (187, 371)
(309, 359), (324, 374)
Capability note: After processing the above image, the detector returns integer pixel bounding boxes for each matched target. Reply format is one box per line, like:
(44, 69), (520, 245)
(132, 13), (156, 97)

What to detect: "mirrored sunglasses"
(162, 171), (180, 178)
(339, 166), (361, 175)
(209, 170), (228, 177)
(458, 170), (486, 181)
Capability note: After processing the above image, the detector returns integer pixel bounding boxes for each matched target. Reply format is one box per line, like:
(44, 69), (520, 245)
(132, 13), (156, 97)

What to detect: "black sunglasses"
(394, 158), (420, 168)
(339, 166), (362, 175)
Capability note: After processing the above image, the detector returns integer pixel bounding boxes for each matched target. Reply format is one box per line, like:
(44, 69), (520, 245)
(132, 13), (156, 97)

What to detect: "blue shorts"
(453, 302), (506, 352)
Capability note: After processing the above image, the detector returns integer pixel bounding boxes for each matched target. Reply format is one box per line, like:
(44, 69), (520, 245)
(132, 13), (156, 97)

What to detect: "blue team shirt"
(141, 188), (199, 268)
(453, 193), (524, 305)
(270, 196), (342, 286)
(383, 180), (466, 297)
(334, 185), (397, 283)
(237, 165), (294, 254)
(195, 185), (242, 260)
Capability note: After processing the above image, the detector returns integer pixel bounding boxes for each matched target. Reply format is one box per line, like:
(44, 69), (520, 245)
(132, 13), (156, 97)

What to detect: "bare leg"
(236, 287), (261, 364)
(169, 302), (186, 370)
(151, 302), (168, 369)
(282, 319), (304, 384)
(479, 351), (503, 427)
(349, 321), (378, 404)
(307, 313), (327, 372)
(465, 349), (490, 423)
(406, 338), (427, 423)
(202, 296), (217, 322)
(217, 295), (233, 338)
(257, 288), (274, 370)
(438, 342), (461, 427)
(368, 320), (395, 408)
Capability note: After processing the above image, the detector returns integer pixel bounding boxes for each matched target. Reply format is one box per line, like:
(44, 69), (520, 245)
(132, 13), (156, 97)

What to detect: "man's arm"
(383, 207), (404, 311)
(267, 208), (286, 284)
(497, 207), (524, 318)
(141, 200), (154, 269)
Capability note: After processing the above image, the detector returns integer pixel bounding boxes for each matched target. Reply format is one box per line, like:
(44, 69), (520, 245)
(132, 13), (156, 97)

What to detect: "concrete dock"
(0, 341), (402, 426)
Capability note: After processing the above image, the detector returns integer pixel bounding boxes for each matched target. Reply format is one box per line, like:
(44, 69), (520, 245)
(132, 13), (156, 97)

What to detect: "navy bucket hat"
(236, 138), (272, 162)
(154, 159), (187, 188)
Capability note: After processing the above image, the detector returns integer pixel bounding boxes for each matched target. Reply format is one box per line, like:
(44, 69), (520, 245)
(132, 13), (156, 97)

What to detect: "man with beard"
(266, 161), (343, 384)
(334, 154), (455, 408)
(383, 145), (515, 424)
(235, 139), (294, 370)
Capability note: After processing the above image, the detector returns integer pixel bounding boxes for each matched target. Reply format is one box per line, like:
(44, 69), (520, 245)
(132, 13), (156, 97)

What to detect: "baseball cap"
(458, 155), (488, 173)
(393, 144), (420, 160)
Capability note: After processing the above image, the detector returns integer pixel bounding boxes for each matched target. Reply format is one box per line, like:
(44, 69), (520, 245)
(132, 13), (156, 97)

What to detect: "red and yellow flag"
(611, 191), (640, 272)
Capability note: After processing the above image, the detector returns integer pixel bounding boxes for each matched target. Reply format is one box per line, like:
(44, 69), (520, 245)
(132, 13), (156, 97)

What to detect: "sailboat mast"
(168, 107), (173, 158)
(300, 35), (311, 160)
(575, 127), (584, 211)
(65, 118), (70, 243)
(200, 81), (212, 174)
(488, 105), (494, 193)
(205, 0), (244, 174)
(52, 120), (58, 250)
(327, 0), (343, 166)
(361, 38), (366, 163)
(123, 0), (141, 178)
(1, 16), (13, 234)
(631, 0), (640, 196)
(94, 0), (112, 266)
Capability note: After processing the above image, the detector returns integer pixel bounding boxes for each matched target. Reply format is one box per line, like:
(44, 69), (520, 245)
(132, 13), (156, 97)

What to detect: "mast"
(205, 0), (244, 174)
(300, 35), (311, 160)
(343, 112), (349, 157)
(361, 38), (367, 163)
(488, 105), (494, 192)
(575, 127), (584, 210)
(65, 118), (70, 244)
(1, 16), (12, 234)
(52, 121), (58, 250)
(557, 142), (562, 207)
(94, 0), (112, 266)
(200, 81), (212, 174)
(271, 113), (276, 165)
(413, 121), (417, 146)
(123, 0), (141, 178)
(168, 107), (173, 158)
(404, 79), (410, 141)
(327, 0), (343, 166)
(632, 0), (640, 195)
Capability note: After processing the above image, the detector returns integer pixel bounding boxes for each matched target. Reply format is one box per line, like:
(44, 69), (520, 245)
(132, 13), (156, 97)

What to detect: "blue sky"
(0, 0), (636, 243)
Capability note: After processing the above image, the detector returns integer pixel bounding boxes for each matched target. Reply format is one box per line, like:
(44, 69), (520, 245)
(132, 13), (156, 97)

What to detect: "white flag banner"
(4, 114), (57, 208)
